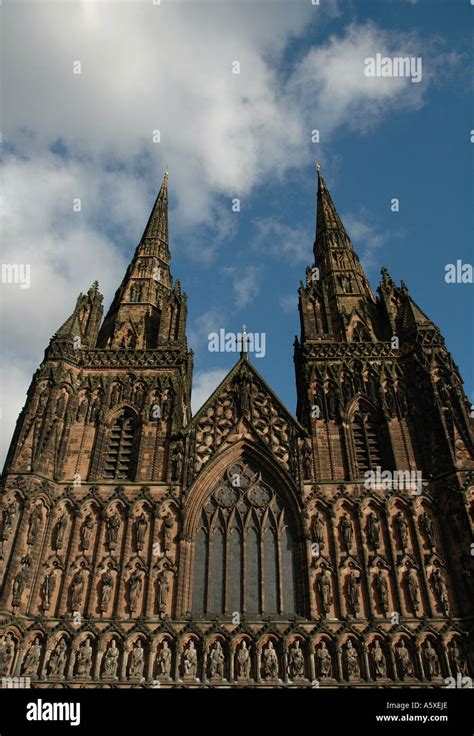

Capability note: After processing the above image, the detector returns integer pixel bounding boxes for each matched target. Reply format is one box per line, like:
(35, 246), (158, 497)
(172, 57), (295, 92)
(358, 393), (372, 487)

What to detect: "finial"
(316, 161), (321, 173)
(164, 166), (169, 177)
(241, 323), (248, 357)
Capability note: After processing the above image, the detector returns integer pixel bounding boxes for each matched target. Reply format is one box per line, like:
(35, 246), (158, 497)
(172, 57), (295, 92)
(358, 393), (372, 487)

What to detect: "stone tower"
(0, 168), (472, 688)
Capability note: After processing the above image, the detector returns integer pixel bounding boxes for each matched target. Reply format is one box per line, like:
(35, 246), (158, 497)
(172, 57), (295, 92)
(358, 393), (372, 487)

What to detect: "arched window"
(351, 410), (384, 474)
(103, 412), (138, 480)
(191, 463), (299, 616)
(352, 323), (371, 342)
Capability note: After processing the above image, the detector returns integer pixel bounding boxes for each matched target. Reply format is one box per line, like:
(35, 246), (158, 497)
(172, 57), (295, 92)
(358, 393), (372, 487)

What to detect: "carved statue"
(105, 511), (121, 551)
(317, 568), (332, 614)
(366, 512), (381, 550)
(405, 566), (419, 613)
(27, 505), (43, 546)
(23, 638), (42, 677)
(12, 567), (29, 608)
(134, 512), (148, 552)
(171, 443), (183, 481)
(1, 500), (17, 541)
(76, 638), (93, 678)
(76, 397), (89, 422)
(327, 388), (338, 419)
(103, 640), (119, 678)
(71, 569), (85, 611)
(41, 570), (56, 610)
(79, 513), (95, 551)
(394, 512), (408, 550)
(396, 641), (414, 678)
(431, 568), (449, 614)
(339, 513), (353, 552)
(449, 641), (466, 675)
(162, 512), (174, 552)
(53, 513), (67, 551)
(99, 569), (114, 613)
(311, 512), (325, 546)
(347, 571), (360, 615)
(129, 640), (144, 679)
(0, 633), (15, 677)
(303, 442), (312, 480)
(424, 642), (440, 678)
(288, 642), (304, 679)
(183, 640), (197, 678)
(160, 387), (173, 420)
(49, 638), (67, 677)
(262, 641), (278, 680)
(157, 640), (172, 678)
(236, 641), (251, 679)
(370, 640), (386, 678)
(209, 641), (225, 679)
(345, 640), (359, 678)
(128, 569), (143, 613)
(157, 570), (169, 617)
(317, 642), (332, 677)
(419, 511), (435, 548)
(236, 374), (252, 418)
(374, 570), (389, 614)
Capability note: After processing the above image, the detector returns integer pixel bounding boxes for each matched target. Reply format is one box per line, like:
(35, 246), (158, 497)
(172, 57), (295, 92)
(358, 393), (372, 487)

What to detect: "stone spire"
(140, 169), (169, 245)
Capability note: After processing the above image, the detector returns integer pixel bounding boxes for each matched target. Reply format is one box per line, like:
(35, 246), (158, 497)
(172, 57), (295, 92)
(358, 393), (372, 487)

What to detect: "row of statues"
(2, 633), (466, 682)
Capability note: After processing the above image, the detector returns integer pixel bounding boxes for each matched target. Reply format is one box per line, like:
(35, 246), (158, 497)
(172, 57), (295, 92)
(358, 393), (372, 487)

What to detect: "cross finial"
(241, 323), (248, 357)
(316, 161), (321, 173)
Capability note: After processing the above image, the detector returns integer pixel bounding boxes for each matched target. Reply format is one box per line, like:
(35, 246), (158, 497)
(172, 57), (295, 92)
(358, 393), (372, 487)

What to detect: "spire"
(315, 164), (351, 249)
(140, 169), (169, 244)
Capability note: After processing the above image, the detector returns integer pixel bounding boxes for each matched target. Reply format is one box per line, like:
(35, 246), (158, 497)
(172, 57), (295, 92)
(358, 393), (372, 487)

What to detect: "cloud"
(191, 368), (228, 416)
(223, 265), (261, 308)
(187, 309), (225, 358)
(254, 218), (312, 264)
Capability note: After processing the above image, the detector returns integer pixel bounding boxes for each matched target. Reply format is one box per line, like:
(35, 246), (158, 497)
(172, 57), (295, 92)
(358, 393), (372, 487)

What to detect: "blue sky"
(1, 0), (473, 465)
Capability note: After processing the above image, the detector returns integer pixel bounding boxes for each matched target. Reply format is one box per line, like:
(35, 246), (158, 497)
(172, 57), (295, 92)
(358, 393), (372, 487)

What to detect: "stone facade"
(1, 168), (473, 688)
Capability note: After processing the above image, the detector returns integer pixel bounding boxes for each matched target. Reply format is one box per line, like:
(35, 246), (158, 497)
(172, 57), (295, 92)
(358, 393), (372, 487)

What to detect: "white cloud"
(191, 368), (228, 416)
(223, 265), (261, 308)
(254, 218), (312, 263)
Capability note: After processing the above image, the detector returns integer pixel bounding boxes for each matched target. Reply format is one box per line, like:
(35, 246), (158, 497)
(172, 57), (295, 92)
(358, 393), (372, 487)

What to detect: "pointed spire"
(315, 164), (351, 248)
(140, 169), (169, 244)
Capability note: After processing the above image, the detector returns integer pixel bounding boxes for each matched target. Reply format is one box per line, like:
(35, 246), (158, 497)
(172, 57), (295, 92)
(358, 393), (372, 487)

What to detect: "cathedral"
(0, 167), (473, 688)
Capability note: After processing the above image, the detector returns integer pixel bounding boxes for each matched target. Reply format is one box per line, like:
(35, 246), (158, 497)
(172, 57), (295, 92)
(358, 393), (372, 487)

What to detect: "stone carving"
(262, 641), (278, 680)
(12, 566), (29, 608)
(448, 641), (466, 675)
(53, 513), (67, 552)
(71, 569), (85, 611)
(0, 633), (15, 677)
(171, 443), (183, 482)
(79, 513), (95, 551)
(157, 640), (172, 678)
(1, 500), (17, 543)
(76, 638), (93, 678)
(103, 640), (119, 678)
(317, 568), (332, 615)
(374, 570), (389, 614)
(157, 570), (169, 617)
(99, 569), (114, 614)
(424, 642), (440, 679)
(41, 569), (56, 611)
(288, 642), (304, 679)
(128, 568), (143, 613)
(316, 641), (332, 677)
(366, 512), (381, 550)
(347, 571), (360, 616)
(236, 641), (251, 679)
(27, 505), (43, 546)
(396, 641), (414, 679)
(339, 513), (353, 552)
(49, 638), (67, 677)
(405, 565), (419, 614)
(419, 511), (435, 549)
(23, 638), (42, 677)
(431, 568), (449, 614)
(394, 512), (408, 550)
(105, 511), (121, 551)
(311, 511), (325, 546)
(209, 641), (225, 679)
(134, 512), (148, 552)
(162, 512), (174, 553)
(370, 640), (386, 678)
(345, 640), (360, 678)
(182, 640), (197, 678)
(129, 641), (145, 679)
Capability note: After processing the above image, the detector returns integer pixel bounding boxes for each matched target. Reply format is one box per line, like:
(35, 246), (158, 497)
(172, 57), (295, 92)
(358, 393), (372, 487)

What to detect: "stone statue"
(183, 640), (197, 678)
(0, 633), (15, 677)
(157, 640), (172, 678)
(105, 511), (121, 551)
(134, 512), (148, 552)
(27, 505), (43, 546)
(53, 513), (67, 551)
(370, 640), (386, 678)
(431, 568), (449, 614)
(162, 512), (174, 553)
(129, 641), (144, 679)
(99, 569), (114, 613)
(172, 444), (183, 481)
(157, 570), (169, 617)
(103, 640), (119, 678)
(288, 642), (304, 679)
(374, 570), (389, 614)
(209, 641), (225, 679)
(262, 641), (278, 680)
(396, 641), (414, 678)
(49, 638), (67, 677)
(347, 571), (360, 615)
(449, 641), (466, 675)
(71, 569), (85, 611)
(345, 640), (359, 678)
(303, 442), (312, 480)
(236, 641), (251, 679)
(23, 637), (42, 677)
(79, 513), (95, 551)
(317, 568), (332, 615)
(76, 638), (93, 678)
(394, 512), (408, 550)
(339, 513), (353, 552)
(1, 500), (17, 542)
(128, 569), (142, 613)
(419, 511), (435, 549)
(41, 570), (56, 611)
(316, 642), (332, 678)
(424, 642), (440, 678)
(366, 512), (381, 550)
(311, 512), (325, 545)
(12, 567), (29, 608)
(405, 566), (419, 613)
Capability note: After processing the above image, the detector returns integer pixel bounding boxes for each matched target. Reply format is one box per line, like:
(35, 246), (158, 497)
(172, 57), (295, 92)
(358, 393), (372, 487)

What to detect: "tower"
(0, 167), (472, 688)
